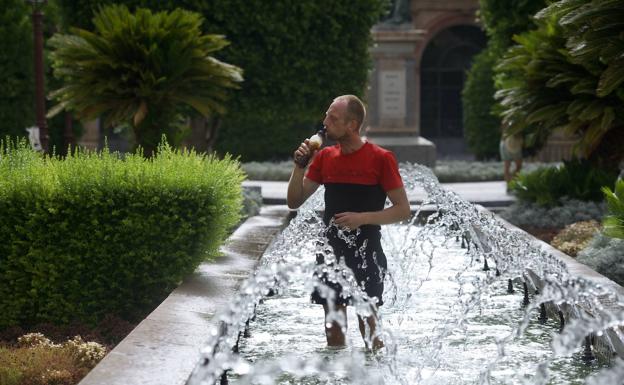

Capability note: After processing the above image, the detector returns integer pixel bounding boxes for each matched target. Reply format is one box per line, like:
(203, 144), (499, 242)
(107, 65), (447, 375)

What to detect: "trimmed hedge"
(0, 139), (243, 328)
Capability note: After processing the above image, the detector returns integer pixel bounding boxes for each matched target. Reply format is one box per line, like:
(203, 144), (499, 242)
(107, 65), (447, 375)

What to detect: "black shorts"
(311, 227), (387, 306)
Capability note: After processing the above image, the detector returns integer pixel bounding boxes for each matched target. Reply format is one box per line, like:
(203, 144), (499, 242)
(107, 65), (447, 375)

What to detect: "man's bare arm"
(332, 187), (411, 229)
(287, 167), (320, 209)
(287, 139), (320, 209)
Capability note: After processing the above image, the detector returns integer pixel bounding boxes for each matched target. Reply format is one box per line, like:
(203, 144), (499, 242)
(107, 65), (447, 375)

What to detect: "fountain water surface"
(187, 164), (624, 385)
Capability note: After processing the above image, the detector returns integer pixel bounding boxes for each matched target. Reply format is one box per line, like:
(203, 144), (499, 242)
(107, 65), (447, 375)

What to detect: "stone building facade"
(366, 0), (575, 164)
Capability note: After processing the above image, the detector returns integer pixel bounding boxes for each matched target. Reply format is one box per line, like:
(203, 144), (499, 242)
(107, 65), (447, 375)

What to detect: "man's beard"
(326, 131), (345, 141)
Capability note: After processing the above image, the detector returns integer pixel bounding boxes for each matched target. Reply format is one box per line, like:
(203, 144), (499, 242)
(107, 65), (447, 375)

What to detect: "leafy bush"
(550, 220), (601, 257)
(48, 4), (242, 157)
(478, 0), (548, 50)
(462, 49), (501, 160)
(0, 138), (244, 328)
(602, 179), (624, 239)
(576, 232), (624, 286)
(500, 198), (607, 229)
(509, 158), (618, 207)
(495, 0), (624, 167)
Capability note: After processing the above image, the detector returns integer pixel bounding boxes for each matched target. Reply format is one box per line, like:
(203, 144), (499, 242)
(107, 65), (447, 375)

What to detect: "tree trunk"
(183, 116), (221, 154)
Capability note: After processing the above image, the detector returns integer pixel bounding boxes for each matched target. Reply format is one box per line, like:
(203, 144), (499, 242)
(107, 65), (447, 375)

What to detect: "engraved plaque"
(379, 70), (406, 120)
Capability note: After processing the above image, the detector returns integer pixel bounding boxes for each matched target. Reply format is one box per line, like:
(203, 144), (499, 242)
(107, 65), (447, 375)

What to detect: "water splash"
(187, 162), (624, 385)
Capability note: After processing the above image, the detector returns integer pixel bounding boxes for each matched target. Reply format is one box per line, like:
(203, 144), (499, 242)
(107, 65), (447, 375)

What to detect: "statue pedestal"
(364, 134), (436, 166)
(366, 27), (436, 166)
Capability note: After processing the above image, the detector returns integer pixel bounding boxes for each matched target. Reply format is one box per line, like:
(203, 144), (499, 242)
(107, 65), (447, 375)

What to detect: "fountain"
(186, 163), (624, 385)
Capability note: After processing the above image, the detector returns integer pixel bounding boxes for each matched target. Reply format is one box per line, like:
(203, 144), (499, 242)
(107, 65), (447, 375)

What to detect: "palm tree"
(47, 5), (243, 156)
(494, 0), (624, 169)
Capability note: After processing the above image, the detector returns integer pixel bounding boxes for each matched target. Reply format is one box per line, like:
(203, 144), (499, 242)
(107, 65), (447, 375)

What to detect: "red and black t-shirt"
(305, 141), (403, 231)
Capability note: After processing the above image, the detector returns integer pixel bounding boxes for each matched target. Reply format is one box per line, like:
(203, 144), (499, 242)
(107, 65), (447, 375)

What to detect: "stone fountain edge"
(77, 205), (293, 385)
(77, 203), (623, 385)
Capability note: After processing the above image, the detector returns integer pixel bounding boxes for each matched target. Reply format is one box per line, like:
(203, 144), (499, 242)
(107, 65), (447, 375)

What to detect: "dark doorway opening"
(420, 25), (486, 159)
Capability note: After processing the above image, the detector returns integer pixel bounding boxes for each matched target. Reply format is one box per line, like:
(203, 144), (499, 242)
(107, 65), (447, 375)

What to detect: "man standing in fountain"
(287, 94), (411, 350)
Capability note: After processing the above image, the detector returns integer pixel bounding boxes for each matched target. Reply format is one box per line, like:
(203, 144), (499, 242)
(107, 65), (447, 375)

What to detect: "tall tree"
(462, 0), (547, 159)
(47, 5), (242, 156)
(0, 1), (34, 139)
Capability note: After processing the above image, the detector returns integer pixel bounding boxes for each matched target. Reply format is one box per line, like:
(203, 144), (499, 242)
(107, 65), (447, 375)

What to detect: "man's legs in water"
(323, 303), (347, 347)
(358, 312), (384, 351)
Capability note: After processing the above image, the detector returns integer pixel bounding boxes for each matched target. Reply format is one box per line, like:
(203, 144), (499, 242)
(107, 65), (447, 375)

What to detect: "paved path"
(243, 180), (515, 208)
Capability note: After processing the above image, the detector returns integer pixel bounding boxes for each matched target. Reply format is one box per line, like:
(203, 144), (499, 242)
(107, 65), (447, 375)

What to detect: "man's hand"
(294, 139), (318, 168)
(331, 187), (410, 229)
(333, 212), (367, 230)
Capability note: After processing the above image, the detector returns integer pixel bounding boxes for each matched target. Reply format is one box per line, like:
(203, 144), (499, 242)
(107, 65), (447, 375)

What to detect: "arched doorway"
(420, 25), (486, 159)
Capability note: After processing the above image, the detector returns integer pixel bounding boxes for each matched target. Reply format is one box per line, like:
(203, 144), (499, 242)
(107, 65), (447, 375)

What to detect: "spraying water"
(187, 163), (624, 385)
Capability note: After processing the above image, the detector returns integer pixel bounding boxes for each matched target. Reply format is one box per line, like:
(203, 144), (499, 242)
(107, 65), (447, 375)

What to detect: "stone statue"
(381, 0), (411, 25)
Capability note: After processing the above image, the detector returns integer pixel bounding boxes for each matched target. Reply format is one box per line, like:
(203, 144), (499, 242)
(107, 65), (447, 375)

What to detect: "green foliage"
(462, 0), (547, 159)
(509, 158), (618, 207)
(0, 1), (34, 139)
(0, 137), (244, 328)
(0, 1), (73, 152)
(602, 179), (624, 239)
(54, 0), (386, 161)
(495, 0), (624, 167)
(462, 49), (501, 159)
(479, 0), (549, 50)
(47, 4), (242, 156)
(205, 0), (385, 161)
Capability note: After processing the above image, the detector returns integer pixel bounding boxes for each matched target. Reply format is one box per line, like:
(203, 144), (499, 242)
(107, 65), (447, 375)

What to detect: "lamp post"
(27, 0), (49, 153)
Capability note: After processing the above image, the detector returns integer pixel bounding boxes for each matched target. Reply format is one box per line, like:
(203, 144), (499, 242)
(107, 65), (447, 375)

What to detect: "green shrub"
(509, 158), (618, 207)
(494, 0), (624, 167)
(602, 179), (624, 239)
(462, 48), (501, 160)
(461, 0), (547, 160)
(0, 138), (243, 328)
(48, 4), (242, 157)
